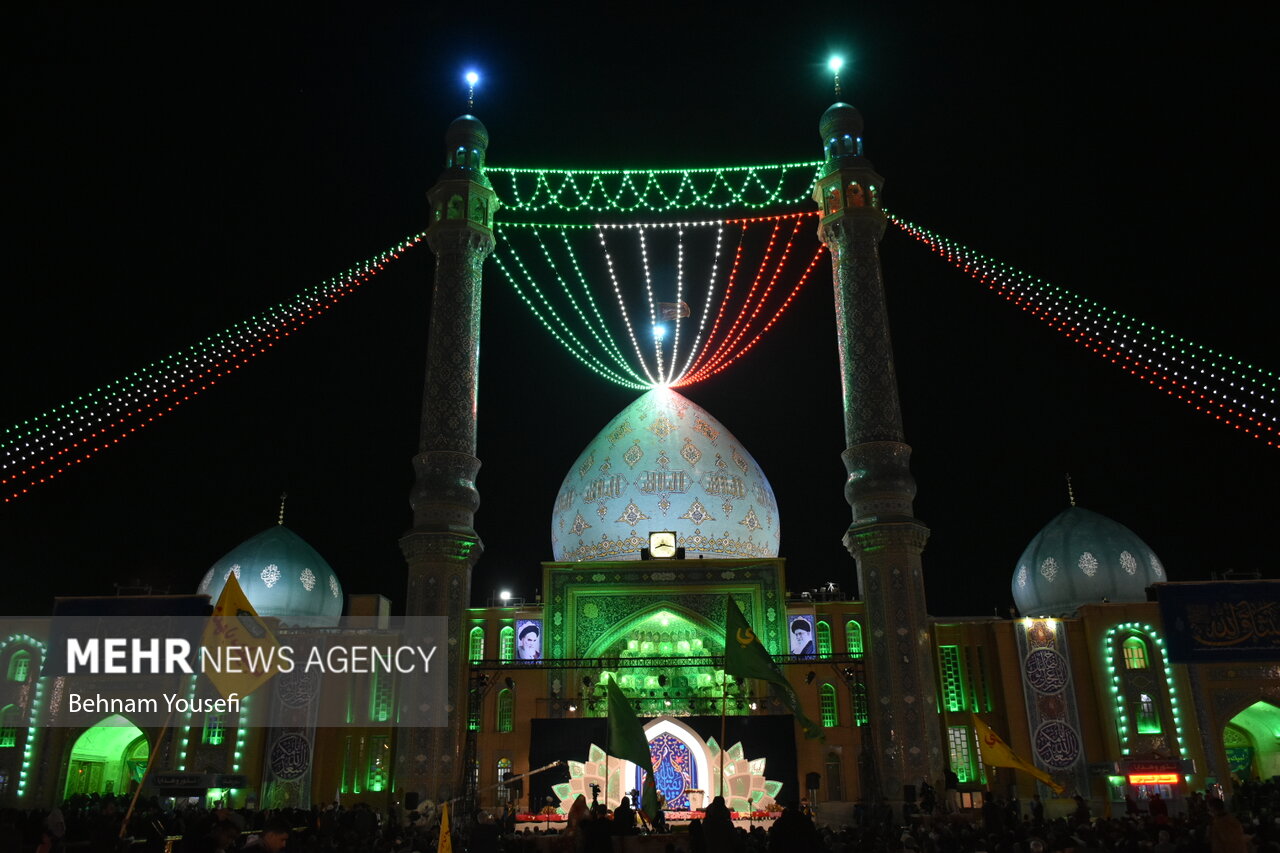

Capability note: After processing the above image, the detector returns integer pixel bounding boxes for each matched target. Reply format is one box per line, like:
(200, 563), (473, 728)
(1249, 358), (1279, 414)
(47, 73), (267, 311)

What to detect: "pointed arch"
(469, 626), (485, 664)
(499, 626), (515, 662)
(1123, 636), (1149, 669)
(496, 689), (514, 733)
(846, 621), (863, 656)
(580, 601), (724, 659)
(819, 683), (839, 727)
(816, 621), (832, 658)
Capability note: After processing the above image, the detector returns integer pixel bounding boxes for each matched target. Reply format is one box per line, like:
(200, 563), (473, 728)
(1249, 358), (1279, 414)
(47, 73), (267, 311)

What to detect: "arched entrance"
(580, 605), (747, 718)
(1224, 701), (1280, 783)
(65, 714), (148, 798)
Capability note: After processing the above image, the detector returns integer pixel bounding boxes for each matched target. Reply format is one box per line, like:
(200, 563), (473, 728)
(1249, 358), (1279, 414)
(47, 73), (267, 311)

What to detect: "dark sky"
(5, 6), (1276, 618)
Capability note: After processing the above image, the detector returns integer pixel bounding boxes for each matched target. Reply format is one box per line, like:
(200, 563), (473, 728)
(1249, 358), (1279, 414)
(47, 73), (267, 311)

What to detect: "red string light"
(3, 242), (423, 502)
(894, 217), (1277, 448)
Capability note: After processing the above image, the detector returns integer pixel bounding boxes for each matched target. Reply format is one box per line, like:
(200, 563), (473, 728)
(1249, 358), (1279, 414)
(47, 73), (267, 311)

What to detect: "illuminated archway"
(1224, 701), (1280, 782)
(64, 714), (148, 799)
(582, 605), (741, 717)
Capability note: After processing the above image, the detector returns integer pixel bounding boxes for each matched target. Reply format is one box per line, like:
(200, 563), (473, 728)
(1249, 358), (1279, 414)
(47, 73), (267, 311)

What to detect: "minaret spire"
(813, 99), (944, 813)
(399, 106), (499, 803)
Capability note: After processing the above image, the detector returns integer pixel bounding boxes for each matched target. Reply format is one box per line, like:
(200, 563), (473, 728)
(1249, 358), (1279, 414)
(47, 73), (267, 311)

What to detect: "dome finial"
(465, 70), (480, 113)
(1065, 474), (1076, 507)
(278, 491), (288, 526)
(828, 56), (844, 98)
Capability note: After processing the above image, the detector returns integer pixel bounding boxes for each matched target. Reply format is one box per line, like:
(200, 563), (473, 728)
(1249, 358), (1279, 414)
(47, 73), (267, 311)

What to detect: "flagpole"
(719, 675), (727, 798)
(119, 709), (174, 840)
(606, 754), (611, 808)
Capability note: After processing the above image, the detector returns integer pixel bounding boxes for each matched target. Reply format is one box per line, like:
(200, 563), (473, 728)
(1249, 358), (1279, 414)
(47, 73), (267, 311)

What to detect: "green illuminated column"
(812, 102), (943, 810)
(399, 114), (498, 803)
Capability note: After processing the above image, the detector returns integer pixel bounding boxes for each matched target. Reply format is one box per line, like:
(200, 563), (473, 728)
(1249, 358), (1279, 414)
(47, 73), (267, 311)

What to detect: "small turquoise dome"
(1012, 507), (1166, 617)
(197, 526), (343, 627)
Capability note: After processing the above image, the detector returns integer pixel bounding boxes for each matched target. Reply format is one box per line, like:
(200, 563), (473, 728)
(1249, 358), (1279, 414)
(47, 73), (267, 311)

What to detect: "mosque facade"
(0, 101), (1277, 821)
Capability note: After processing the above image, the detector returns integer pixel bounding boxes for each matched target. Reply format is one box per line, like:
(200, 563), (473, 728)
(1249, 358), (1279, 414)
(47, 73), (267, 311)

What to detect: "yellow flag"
(972, 715), (1065, 795)
(436, 802), (452, 853)
(201, 573), (280, 700)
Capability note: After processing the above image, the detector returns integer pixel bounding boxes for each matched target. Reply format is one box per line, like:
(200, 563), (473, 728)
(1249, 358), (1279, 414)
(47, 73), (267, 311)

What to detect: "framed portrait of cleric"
(516, 619), (543, 661)
(787, 614), (816, 658)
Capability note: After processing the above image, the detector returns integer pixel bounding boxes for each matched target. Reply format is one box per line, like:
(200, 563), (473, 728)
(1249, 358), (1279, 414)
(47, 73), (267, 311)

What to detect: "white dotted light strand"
(552, 230), (646, 381)
(636, 228), (665, 381)
(890, 214), (1278, 446)
(667, 227), (686, 386)
(496, 227), (644, 385)
(489, 237), (647, 389)
(598, 226), (659, 386)
(671, 225), (726, 385)
(3, 239), (418, 460)
(893, 215), (1277, 398)
(2, 236), (425, 497)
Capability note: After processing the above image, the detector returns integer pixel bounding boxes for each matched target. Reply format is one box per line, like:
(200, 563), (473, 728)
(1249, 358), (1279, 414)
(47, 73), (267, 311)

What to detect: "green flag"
(723, 596), (823, 740)
(605, 676), (660, 821)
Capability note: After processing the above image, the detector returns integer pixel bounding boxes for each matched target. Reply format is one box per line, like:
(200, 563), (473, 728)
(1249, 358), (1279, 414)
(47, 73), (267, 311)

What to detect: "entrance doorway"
(1224, 700), (1280, 783)
(65, 714), (148, 799)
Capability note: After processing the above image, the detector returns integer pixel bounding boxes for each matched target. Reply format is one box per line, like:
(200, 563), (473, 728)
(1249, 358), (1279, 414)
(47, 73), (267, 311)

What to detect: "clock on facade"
(643, 530), (684, 560)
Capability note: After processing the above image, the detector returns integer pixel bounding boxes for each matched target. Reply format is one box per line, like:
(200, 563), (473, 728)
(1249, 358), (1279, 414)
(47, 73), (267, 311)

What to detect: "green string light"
(890, 213), (1278, 445)
(3, 233), (427, 492)
(492, 231), (650, 389)
(489, 161), (823, 213)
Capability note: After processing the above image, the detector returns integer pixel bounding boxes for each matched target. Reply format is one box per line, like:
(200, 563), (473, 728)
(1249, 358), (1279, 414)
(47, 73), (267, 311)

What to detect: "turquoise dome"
(197, 526), (343, 627)
(551, 387), (780, 561)
(1012, 507), (1166, 617)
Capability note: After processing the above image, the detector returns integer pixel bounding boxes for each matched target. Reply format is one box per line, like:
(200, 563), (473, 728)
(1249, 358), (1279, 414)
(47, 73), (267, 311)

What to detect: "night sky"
(5, 7), (1275, 618)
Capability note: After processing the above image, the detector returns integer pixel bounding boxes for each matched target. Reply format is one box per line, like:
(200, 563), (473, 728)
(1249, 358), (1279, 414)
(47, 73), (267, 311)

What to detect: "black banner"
(1156, 582), (1280, 663)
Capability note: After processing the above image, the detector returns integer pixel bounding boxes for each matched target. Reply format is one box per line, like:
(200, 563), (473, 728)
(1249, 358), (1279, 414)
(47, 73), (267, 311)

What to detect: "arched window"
(1123, 636), (1149, 669)
(7, 651), (29, 682)
(496, 757), (513, 804)
(1134, 693), (1162, 733)
(852, 684), (869, 726)
(846, 622), (863, 656)
(825, 751), (844, 801)
(819, 683), (839, 728)
(497, 689), (514, 733)
(203, 714), (224, 746)
(369, 668), (392, 723)
(0, 705), (19, 748)
(499, 626), (515, 662)
(816, 622), (833, 658)
(469, 627), (485, 664)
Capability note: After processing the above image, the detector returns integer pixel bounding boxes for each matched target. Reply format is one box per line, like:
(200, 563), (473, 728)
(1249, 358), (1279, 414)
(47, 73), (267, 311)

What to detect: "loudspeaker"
(405, 792), (420, 811)
(903, 784), (917, 803)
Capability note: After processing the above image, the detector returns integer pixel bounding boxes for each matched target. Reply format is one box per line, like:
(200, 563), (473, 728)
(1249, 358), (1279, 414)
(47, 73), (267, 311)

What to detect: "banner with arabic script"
(1156, 582), (1280, 663)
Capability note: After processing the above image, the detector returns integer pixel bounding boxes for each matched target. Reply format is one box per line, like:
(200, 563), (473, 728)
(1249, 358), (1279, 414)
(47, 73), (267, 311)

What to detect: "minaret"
(813, 103), (944, 809)
(399, 113), (498, 801)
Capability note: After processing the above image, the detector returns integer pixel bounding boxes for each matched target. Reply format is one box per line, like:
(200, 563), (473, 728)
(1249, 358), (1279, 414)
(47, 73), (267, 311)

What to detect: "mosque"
(0, 96), (1276, 823)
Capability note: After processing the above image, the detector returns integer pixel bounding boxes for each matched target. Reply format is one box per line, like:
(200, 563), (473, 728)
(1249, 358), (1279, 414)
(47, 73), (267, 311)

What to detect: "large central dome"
(551, 388), (780, 561)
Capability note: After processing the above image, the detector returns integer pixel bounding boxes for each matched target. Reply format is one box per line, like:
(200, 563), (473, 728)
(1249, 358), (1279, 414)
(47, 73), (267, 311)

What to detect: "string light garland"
(488, 161), (823, 213)
(679, 216), (826, 385)
(492, 237), (649, 388)
(683, 217), (795, 381)
(1102, 623), (1187, 757)
(891, 214), (1278, 448)
(494, 213), (820, 388)
(2, 234), (427, 501)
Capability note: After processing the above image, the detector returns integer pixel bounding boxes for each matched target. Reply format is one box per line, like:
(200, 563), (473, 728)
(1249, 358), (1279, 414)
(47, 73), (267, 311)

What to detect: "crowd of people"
(0, 778), (1275, 852)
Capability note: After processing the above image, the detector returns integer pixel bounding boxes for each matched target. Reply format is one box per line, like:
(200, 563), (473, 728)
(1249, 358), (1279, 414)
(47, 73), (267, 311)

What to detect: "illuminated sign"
(1127, 773), (1179, 785)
